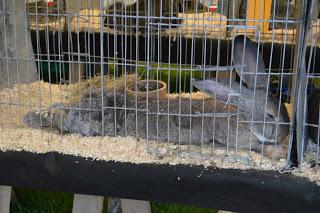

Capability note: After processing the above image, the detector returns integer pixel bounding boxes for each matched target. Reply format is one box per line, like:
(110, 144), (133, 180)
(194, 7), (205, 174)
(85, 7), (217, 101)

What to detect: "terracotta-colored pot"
(126, 80), (167, 99)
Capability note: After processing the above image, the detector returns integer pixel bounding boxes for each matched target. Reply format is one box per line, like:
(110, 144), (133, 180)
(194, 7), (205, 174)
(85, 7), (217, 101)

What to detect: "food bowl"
(126, 80), (167, 99)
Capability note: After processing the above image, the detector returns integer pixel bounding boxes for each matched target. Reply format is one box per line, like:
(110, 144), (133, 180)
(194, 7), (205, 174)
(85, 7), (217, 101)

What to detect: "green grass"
(11, 188), (109, 213)
(11, 188), (217, 213)
(312, 78), (320, 87)
(152, 202), (218, 213)
(11, 188), (74, 213)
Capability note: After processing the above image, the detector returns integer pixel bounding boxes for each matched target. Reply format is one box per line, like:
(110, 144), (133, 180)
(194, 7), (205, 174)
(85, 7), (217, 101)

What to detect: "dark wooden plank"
(0, 150), (319, 213)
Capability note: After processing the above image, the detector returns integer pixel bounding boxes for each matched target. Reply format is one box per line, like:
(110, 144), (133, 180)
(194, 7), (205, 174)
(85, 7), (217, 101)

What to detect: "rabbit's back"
(121, 95), (243, 146)
(28, 86), (286, 157)
(57, 91), (261, 149)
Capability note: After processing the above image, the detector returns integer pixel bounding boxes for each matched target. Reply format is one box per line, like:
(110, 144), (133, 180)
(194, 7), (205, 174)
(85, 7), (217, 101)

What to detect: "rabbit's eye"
(266, 112), (275, 119)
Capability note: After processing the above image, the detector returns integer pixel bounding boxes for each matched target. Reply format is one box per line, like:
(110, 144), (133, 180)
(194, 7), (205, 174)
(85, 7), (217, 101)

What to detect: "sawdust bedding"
(0, 76), (319, 184)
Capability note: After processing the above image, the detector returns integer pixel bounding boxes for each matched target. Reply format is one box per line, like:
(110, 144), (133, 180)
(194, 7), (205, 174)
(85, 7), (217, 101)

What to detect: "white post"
(0, 186), (11, 213)
(121, 199), (151, 213)
(72, 194), (104, 213)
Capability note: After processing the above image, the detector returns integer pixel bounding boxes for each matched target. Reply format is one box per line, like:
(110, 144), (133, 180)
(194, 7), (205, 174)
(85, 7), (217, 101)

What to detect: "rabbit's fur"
(192, 35), (290, 158)
(24, 35), (290, 159)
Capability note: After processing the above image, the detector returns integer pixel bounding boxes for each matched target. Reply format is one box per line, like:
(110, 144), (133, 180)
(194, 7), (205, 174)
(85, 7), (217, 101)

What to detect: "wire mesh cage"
(0, 0), (320, 189)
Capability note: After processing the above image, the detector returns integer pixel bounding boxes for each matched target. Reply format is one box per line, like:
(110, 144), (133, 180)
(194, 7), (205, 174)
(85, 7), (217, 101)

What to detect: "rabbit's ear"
(192, 79), (243, 106)
(233, 35), (268, 90)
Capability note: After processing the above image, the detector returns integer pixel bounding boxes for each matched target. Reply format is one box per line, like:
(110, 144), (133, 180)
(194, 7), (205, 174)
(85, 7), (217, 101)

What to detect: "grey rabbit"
(192, 35), (290, 158)
(23, 35), (290, 159)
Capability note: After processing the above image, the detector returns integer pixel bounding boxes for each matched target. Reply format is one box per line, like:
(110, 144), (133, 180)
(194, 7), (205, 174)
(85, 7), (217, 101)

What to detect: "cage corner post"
(290, 0), (315, 164)
(0, 185), (11, 213)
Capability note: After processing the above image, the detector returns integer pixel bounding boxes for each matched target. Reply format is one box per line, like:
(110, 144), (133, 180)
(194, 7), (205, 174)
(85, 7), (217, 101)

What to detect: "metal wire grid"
(0, 0), (319, 169)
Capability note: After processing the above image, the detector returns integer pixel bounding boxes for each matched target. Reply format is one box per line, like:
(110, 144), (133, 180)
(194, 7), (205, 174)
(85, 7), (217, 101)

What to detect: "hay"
(70, 74), (141, 103)
(0, 124), (319, 183)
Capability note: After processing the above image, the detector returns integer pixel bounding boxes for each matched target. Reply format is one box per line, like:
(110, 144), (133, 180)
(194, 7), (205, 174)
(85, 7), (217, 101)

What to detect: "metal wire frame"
(0, 0), (319, 169)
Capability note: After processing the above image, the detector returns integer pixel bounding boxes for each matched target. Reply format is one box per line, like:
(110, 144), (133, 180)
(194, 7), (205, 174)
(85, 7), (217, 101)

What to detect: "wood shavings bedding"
(0, 127), (319, 184)
(0, 77), (319, 184)
(0, 127), (281, 170)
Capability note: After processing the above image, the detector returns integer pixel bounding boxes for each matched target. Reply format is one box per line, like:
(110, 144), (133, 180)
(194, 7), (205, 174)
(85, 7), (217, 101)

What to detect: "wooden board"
(121, 199), (151, 213)
(247, 0), (272, 33)
(72, 194), (104, 213)
(0, 151), (319, 213)
(0, 185), (11, 213)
